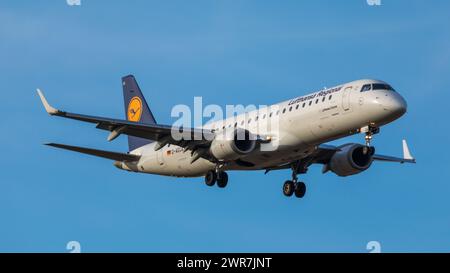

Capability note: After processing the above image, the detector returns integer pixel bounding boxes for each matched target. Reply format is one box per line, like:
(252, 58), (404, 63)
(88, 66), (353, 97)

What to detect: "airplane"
(37, 75), (415, 199)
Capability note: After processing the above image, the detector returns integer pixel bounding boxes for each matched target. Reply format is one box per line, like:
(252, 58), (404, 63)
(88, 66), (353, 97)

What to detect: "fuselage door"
(342, 86), (352, 111)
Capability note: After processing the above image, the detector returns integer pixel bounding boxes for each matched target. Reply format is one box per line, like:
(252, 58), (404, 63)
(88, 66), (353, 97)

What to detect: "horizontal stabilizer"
(45, 143), (140, 162)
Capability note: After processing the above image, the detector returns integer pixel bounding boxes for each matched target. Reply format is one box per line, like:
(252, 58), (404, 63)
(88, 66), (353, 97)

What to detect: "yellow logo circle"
(127, 96), (143, 122)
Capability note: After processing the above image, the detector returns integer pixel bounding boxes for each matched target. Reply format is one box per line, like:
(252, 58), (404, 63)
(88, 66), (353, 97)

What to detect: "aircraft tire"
(205, 170), (217, 186)
(294, 182), (306, 198)
(217, 172), (228, 188)
(283, 180), (295, 197)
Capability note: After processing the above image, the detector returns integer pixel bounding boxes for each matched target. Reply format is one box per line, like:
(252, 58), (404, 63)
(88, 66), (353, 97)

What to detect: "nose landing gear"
(360, 125), (379, 155)
(363, 125), (380, 147)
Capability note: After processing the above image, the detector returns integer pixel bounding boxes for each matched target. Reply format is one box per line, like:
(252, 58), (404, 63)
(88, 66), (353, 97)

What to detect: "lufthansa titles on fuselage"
(288, 86), (342, 106)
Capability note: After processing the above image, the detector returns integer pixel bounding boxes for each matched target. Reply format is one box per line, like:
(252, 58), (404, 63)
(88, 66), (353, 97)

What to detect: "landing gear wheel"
(205, 170), (217, 186)
(283, 180), (295, 197)
(294, 182), (306, 198)
(217, 172), (228, 188)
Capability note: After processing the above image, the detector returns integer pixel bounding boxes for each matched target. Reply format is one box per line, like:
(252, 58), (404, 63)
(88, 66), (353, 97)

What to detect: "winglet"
(37, 89), (59, 115)
(402, 139), (414, 161)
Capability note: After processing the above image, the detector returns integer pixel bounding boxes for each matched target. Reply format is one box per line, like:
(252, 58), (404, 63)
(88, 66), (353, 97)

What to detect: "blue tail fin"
(122, 75), (157, 151)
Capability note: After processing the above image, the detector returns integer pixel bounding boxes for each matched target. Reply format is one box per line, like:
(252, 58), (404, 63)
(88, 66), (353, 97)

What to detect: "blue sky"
(1, 0), (450, 252)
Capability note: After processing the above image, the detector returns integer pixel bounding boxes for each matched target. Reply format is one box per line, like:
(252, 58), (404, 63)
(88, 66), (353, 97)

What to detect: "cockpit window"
(361, 84), (372, 92)
(372, 83), (396, 91)
(361, 83), (396, 92)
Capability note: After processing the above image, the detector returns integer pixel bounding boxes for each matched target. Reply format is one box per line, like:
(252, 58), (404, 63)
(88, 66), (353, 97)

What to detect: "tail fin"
(122, 75), (157, 151)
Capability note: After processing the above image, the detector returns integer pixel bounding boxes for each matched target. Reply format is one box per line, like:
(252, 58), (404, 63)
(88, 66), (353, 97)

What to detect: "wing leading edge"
(264, 141), (415, 174)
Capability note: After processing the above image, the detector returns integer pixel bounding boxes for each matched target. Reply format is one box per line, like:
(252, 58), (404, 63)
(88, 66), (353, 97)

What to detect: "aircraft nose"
(384, 92), (407, 117)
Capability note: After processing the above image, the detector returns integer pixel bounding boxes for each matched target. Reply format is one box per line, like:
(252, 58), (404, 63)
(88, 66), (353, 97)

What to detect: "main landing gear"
(283, 162), (307, 198)
(283, 180), (306, 198)
(205, 169), (228, 188)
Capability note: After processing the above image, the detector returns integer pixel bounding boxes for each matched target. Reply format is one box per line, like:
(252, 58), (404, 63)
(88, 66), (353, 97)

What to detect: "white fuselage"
(116, 79), (407, 177)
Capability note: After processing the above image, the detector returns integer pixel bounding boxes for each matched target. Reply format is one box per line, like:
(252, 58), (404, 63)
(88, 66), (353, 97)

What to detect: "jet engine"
(328, 143), (374, 177)
(210, 128), (256, 161)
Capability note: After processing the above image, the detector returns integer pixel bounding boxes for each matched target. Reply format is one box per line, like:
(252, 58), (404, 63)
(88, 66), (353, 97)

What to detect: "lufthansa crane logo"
(127, 96), (143, 122)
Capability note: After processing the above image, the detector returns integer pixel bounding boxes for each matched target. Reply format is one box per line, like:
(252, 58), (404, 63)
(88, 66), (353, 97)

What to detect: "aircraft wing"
(37, 90), (215, 150)
(371, 140), (416, 163)
(307, 141), (416, 165)
(264, 141), (415, 173)
(315, 141), (415, 164)
(264, 144), (340, 173)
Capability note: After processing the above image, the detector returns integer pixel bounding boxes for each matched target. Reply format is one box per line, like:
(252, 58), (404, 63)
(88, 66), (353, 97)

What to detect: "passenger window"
(309, 101), (312, 106)
(248, 118), (252, 123)
(263, 114), (266, 119)
(269, 112), (273, 117)
(289, 106), (292, 111)
(315, 99), (319, 104)
(361, 84), (372, 92)
(282, 108), (286, 114)
(302, 102), (306, 108)
(322, 97), (325, 102)
(329, 95), (332, 100)
(296, 104), (299, 110)
(234, 122), (237, 127)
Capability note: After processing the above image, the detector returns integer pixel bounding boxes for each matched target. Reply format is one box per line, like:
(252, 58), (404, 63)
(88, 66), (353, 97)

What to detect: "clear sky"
(1, 0), (449, 252)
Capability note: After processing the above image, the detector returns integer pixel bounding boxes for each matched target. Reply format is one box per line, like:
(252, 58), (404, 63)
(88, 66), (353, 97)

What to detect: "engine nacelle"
(328, 143), (374, 177)
(210, 128), (256, 161)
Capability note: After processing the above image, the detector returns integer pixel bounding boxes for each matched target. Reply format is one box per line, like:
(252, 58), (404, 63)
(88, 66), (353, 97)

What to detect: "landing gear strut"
(362, 125), (379, 155)
(204, 169), (228, 188)
(364, 125), (380, 147)
(283, 162), (307, 198)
